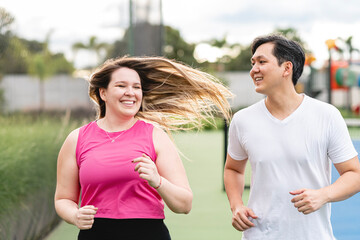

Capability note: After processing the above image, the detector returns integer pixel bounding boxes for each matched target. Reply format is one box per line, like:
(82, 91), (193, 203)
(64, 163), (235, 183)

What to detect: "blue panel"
(331, 140), (360, 239)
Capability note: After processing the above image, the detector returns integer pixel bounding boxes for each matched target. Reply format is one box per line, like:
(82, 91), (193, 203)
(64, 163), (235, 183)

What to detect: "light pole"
(325, 39), (337, 104)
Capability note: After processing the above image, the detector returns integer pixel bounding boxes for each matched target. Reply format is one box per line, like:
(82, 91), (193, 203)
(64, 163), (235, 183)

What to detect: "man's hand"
(231, 205), (258, 231)
(290, 188), (328, 214)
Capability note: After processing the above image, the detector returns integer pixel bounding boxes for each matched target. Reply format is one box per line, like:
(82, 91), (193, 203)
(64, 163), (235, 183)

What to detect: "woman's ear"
(99, 88), (106, 102)
(283, 61), (293, 78)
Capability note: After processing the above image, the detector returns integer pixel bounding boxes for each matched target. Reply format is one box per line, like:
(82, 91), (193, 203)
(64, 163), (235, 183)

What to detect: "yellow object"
(325, 39), (337, 50)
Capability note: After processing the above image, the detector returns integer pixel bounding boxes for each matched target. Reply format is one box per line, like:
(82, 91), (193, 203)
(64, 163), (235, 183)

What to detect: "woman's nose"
(125, 87), (135, 95)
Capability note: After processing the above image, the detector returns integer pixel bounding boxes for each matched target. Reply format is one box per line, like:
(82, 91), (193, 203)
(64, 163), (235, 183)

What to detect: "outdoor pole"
(128, 0), (134, 56)
(159, 0), (164, 56)
(223, 119), (228, 191)
(328, 50), (332, 104)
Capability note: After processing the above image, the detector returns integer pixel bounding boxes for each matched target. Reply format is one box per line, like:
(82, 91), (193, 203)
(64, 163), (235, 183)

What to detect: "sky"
(2, 0), (360, 69)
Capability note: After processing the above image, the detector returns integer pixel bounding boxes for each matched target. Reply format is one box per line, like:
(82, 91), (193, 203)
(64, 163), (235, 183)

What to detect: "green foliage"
(273, 27), (311, 53)
(51, 53), (75, 74)
(106, 38), (128, 59)
(0, 86), (5, 112)
(0, 114), (80, 239)
(72, 36), (109, 68)
(0, 7), (14, 34)
(0, 116), (60, 212)
(0, 7), (74, 75)
(0, 36), (29, 74)
(28, 53), (52, 81)
(0, 35), (73, 75)
(163, 26), (198, 67)
(106, 25), (198, 68)
(338, 108), (360, 119)
(225, 44), (253, 71)
(195, 36), (252, 72)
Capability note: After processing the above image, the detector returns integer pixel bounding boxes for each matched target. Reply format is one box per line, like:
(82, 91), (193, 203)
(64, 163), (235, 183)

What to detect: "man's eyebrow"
(251, 55), (266, 61)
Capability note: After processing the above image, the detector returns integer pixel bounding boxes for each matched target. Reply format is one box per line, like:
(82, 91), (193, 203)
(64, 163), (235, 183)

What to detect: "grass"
(45, 130), (251, 240)
(0, 113), (81, 239)
(45, 125), (360, 240)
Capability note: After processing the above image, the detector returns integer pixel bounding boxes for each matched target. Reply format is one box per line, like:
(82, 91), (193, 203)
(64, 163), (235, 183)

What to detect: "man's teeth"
(255, 78), (263, 81)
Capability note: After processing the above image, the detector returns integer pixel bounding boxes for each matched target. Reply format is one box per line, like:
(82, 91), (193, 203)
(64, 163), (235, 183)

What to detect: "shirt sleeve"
(227, 114), (248, 161)
(327, 108), (358, 164)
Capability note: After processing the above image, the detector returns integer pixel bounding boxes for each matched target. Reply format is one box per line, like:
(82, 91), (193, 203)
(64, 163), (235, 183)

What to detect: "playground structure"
(331, 61), (360, 113)
(326, 38), (360, 114)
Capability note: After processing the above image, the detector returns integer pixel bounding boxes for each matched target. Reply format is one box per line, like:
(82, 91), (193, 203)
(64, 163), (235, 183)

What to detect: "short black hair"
(251, 34), (305, 85)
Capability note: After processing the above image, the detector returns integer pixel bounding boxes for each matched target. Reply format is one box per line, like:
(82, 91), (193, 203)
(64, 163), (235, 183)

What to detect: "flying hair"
(89, 56), (233, 131)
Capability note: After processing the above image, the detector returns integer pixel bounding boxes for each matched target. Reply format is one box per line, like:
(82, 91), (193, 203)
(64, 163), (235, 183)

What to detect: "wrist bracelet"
(154, 177), (162, 189)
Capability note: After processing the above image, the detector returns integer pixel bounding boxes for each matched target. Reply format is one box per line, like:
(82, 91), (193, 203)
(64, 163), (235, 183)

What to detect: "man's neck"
(265, 90), (304, 120)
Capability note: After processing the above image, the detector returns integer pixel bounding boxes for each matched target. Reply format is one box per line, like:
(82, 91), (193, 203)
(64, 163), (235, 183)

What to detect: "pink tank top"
(76, 120), (164, 219)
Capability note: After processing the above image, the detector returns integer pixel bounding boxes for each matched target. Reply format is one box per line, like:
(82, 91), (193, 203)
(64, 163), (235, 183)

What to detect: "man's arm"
(291, 156), (360, 214)
(224, 154), (257, 231)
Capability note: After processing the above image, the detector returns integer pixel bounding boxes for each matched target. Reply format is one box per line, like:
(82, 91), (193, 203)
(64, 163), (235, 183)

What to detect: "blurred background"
(0, 0), (360, 239)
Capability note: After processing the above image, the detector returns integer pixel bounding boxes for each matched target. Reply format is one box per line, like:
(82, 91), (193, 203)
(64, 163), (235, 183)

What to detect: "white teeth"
(255, 77), (263, 81)
(122, 101), (134, 104)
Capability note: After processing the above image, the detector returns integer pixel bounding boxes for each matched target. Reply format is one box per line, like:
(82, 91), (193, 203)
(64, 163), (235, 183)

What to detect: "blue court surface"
(331, 140), (360, 240)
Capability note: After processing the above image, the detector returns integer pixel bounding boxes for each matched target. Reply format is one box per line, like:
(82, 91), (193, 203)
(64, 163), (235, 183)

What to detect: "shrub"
(0, 114), (79, 239)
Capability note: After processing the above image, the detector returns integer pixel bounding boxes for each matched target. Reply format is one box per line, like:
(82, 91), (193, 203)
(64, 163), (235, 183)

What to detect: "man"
(224, 34), (360, 239)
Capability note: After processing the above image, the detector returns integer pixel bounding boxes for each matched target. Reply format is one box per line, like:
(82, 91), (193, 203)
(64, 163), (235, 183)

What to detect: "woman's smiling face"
(100, 67), (143, 118)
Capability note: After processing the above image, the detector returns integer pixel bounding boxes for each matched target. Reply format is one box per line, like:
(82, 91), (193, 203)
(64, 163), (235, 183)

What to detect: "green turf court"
(45, 131), (250, 240)
(45, 127), (360, 240)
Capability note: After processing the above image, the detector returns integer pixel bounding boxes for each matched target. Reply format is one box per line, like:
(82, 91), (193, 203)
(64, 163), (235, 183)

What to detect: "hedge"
(0, 114), (80, 240)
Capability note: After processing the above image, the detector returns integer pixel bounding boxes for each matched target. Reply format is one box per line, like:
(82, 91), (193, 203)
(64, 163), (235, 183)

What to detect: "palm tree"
(27, 30), (55, 112)
(72, 36), (108, 68)
(340, 36), (360, 65)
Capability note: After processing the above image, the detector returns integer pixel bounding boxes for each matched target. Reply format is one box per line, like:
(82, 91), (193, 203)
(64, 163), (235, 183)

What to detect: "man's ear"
(99, 88), (106, 101)
(283, 61), (293, 78)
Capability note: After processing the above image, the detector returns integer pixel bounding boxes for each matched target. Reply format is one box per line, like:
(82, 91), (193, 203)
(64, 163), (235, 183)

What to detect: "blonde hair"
(89, 56), (233, 130)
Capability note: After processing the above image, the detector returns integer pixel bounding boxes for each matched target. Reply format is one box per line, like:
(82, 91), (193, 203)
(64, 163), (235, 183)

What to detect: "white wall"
(216, 71), (264, 109)
(217, 71), (360, 109)
(1, 72), (360, 113)
(0, 75), (93, 112)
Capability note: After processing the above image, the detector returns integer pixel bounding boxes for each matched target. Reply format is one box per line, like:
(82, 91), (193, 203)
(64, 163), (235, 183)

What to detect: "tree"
(106, 25), (198, 68)
(72, 36), (109, 68)
(0, 36), (29, 74)
(27, 31), (56, 112)
(273, 27), (311, 53)
(0, 7), (14, 34)
(0, 7), (15, 72)
(0, 8), (13, 34)
(339, 36), (359, 65)
(225, 44), (252, 71)
(163, 26), (197, 67)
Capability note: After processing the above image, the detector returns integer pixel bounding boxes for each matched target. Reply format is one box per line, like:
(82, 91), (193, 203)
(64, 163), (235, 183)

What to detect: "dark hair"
(251, 34), (305, 85)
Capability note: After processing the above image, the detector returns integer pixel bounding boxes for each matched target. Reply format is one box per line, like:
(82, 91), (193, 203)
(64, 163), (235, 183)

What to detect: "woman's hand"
(74, 205), (98, 230)
(133, 154), (161, 188)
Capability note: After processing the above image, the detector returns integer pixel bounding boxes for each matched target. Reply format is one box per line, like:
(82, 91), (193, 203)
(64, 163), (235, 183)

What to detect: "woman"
(55, 56), (232, 239)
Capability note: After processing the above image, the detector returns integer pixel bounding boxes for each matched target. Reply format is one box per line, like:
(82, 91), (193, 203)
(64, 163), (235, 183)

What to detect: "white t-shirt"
(228, 95), (357, 240)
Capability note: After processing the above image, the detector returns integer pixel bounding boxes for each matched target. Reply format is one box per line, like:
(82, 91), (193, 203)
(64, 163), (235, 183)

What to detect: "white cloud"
(1, 0), (360, 68)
